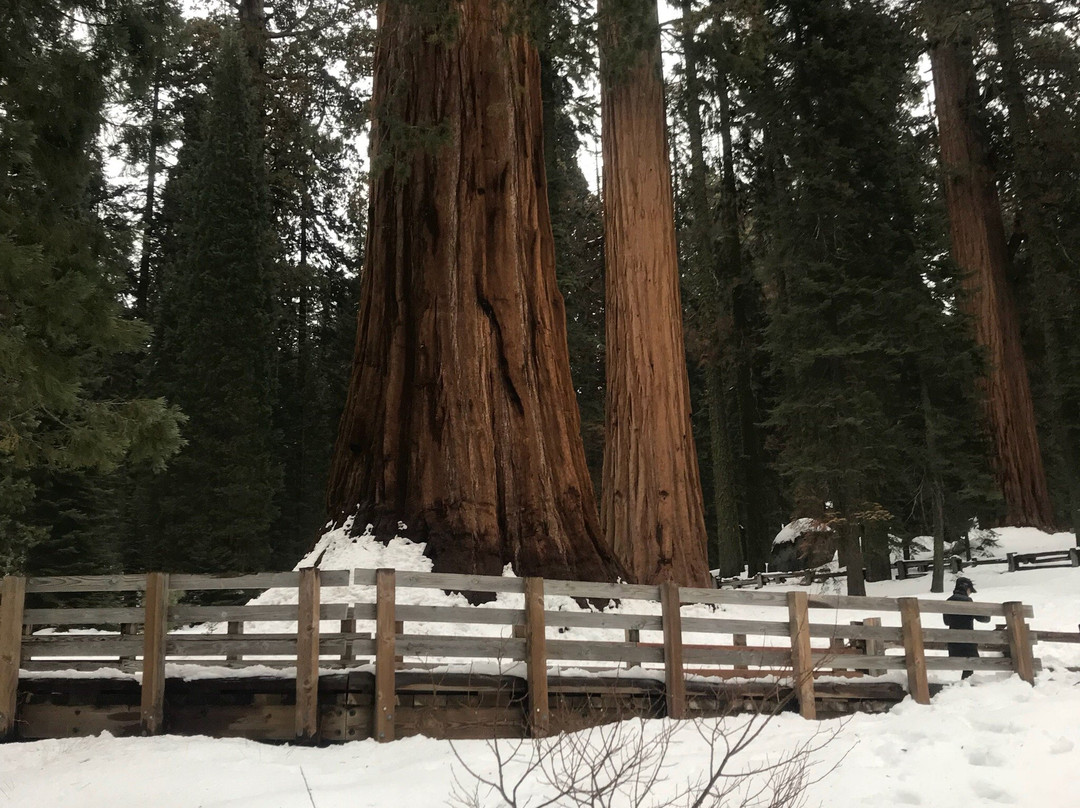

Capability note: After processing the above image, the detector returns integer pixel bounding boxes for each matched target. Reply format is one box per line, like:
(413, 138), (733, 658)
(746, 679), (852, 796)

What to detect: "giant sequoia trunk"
(326, 1), (622, 582)
(928, 29), (1054, 529)
(598, 0), (711, 587)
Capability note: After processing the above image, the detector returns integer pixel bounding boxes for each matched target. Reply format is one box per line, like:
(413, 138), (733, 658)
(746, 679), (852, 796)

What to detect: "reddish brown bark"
(929, 32), (1054, 529)
(325, 1), (623, 582)
(598, 1), (711, 587)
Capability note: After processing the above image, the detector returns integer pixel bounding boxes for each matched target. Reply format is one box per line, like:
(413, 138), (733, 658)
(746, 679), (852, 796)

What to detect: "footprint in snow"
(892, 788), (922, 805)
(964, 747), (1008, 768)
(971, 780), (1017, 804)
(1049, 737), (1074, 755)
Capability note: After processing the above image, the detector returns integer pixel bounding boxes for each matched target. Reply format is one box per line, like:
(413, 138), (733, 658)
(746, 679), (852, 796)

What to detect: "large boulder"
(770, 518), (837, 572)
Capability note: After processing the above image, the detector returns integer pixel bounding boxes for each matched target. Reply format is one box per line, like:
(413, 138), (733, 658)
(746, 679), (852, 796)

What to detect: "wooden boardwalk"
(0, 569), (1046, 743)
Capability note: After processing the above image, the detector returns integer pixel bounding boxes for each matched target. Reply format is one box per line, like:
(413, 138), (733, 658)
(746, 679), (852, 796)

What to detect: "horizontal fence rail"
(0, 568), (1052, 742)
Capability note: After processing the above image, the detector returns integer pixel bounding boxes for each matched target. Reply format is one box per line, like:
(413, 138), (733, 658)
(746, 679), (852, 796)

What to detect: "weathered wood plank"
(397, 636), (527, 660)
(18, 703), (142, 739)
(23, 636), (143, 656)
(899, 598), (929, 705)
(22, 607), (146, 625)
(168, 604), (349, 623)
(544, 580), (660, 601)
(26, 574), (148, 594)
(394, 570), (525, 594)
(806, 622), (903, 643)
(681, 616), (789, 636)
(805, 594), (1031, 618)
(1033, 630), (1080, 644)
(141, 572), (169, 734)
(1003, 601), (1035, 684)
(393, 604), (524, 626)
(677, 587), (789, 608)
(524, 578), (549, 737)
(546, 640), (664, 664)
(169, 570), (349, 591)
(374, 569), (396, 742)
(788, 592), (815, 719)
(923, 656), (1013, 671)
(0, 575), (26, 738)
(682, 646), (792, 666)
(661, 581), (686, 720)
(921, 627), (1009, 646)
(295, 568), (320, 741)
(545, 611), (662, 632)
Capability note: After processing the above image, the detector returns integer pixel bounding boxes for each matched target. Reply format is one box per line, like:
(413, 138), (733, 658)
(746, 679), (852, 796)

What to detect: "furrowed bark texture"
(326, 1), (622, 582)
(929, 34), (1054, 529)
(599, 0), (711, 587)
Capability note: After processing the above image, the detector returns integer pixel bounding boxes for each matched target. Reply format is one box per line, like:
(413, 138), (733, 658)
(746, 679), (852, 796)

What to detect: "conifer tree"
(144, 32), (281, 573)
(0, 2), (183, 573)
(751, 0), (981, 593)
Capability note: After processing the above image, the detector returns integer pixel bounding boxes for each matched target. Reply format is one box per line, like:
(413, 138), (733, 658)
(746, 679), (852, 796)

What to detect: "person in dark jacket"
(943, 576), (991, 679)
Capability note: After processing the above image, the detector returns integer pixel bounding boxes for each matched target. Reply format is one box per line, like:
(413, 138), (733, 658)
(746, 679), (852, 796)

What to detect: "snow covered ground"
(1, 526), (1077, 807)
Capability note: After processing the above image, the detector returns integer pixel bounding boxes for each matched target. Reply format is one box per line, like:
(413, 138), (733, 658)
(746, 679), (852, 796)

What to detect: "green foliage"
(0, 3), (184, 574)
(143, 33), (282, 574)
(748, 0), (996, 545)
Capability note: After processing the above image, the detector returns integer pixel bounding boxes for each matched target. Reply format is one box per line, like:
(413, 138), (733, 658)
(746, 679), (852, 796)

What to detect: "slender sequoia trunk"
(599, 0), (711, 586)
(678, 5), (743, 577)
(326, 1), (622, 582)
(135, 74), (161, 318)
(990, 0), (1080, 538)
(928, 24), (1054, 529)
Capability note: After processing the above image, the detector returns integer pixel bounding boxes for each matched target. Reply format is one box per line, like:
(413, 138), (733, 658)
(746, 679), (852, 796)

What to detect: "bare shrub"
(448, 703), (845, 808)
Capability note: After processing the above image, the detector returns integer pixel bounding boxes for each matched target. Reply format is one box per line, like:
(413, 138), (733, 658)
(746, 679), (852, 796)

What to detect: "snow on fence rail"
(0, 570), (1040, 743)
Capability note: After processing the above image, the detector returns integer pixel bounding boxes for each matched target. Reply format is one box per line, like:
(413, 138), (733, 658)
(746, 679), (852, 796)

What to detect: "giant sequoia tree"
(326, 0), (622, 582)
(598, 0), (711, 587)
(925, 2), (1054, 529)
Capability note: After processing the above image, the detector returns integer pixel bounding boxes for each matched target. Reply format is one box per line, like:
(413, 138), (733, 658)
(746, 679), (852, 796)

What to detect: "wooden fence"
(0, 569), (1042, 743)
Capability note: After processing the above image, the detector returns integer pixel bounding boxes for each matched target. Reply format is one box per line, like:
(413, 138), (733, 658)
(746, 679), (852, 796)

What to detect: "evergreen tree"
(144, 33), (281, 574)
(0, 1), (183, 574)
(750, 0), (991, 592)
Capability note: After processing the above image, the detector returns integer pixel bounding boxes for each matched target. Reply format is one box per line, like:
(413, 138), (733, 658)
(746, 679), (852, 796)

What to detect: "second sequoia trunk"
(326, 1), (622, 582)
(599, 0), (711, 587)
(928, 19), (1054, 529)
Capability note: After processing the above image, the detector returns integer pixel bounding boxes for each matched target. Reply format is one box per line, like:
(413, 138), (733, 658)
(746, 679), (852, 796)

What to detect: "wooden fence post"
(141, 572), (170, 735)
(863, 617), (885, 676)
(295, 568), (320, 742)
(0, 575), (27, 740)
(787, 591), (816, 719)
(340, 607), (355, 664)
(524, 577), (549, 737)
(1007, 552), (1017, 572)
(660, 581), (686, 719)
(1003, 602), (1035, 685)
(898, 598), (930, 705)
(624, 628), (640, 670)
(226, 621), (244, 663)
(374, 568), (396, 742)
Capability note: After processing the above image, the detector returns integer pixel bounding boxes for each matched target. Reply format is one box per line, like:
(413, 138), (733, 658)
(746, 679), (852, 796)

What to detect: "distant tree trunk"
(326, 1), (622, 582)
(921, 379), (947, 593)
(135, 74), (161, 318)
(989, 0), (1080, 539)
(599, 0), (710, 587)
(928, 23), (1054, 529)
(678, 5), (742, 578)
